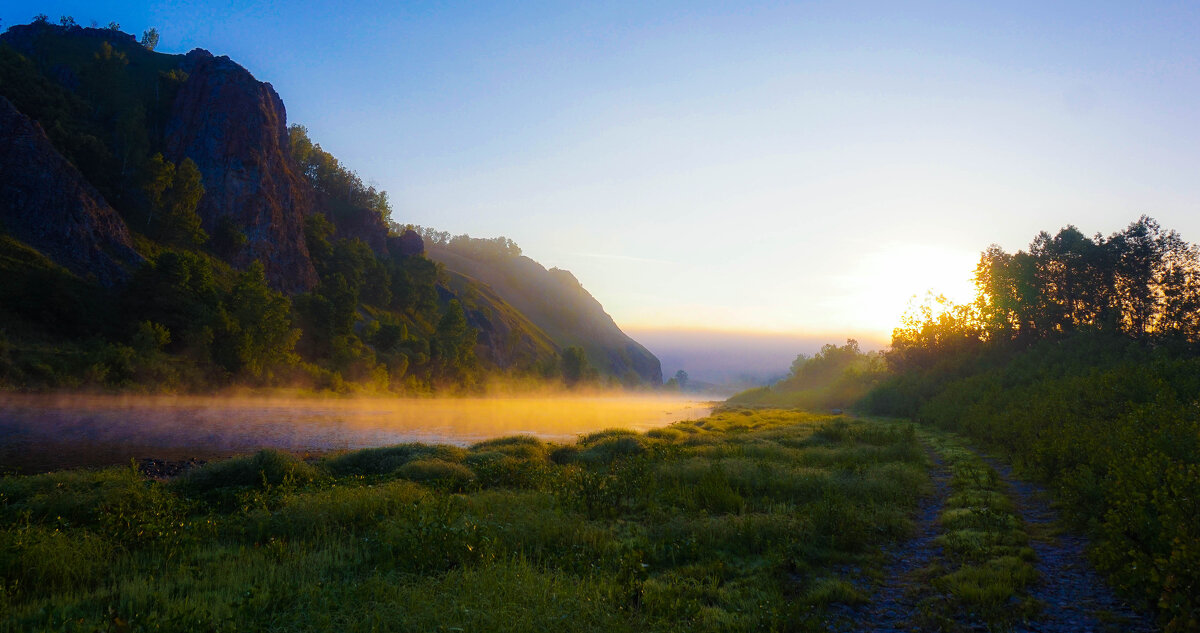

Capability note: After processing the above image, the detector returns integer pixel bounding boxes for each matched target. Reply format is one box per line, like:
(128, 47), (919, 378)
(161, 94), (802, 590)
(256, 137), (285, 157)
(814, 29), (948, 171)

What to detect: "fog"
(628, 328), (888, 390)
(0, 393), (714, 474)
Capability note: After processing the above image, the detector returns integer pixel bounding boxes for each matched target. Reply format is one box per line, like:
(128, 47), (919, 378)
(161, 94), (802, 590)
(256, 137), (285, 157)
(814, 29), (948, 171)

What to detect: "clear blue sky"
(6, 1), (1200, 343)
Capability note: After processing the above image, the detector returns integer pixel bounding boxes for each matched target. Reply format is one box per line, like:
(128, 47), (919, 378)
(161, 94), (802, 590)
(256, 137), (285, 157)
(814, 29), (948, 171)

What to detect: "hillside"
(0, 19), (660, 391)
(426, 238), (662, 385)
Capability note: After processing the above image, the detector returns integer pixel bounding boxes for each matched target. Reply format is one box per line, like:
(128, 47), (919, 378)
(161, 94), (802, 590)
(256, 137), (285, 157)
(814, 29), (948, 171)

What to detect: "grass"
(916, 430), (1040, 630)
(0, 410), (929, 632)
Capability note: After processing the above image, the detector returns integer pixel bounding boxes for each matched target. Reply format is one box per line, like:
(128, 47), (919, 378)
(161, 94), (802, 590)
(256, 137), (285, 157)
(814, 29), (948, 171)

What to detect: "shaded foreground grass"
(0, 411), (927, 632)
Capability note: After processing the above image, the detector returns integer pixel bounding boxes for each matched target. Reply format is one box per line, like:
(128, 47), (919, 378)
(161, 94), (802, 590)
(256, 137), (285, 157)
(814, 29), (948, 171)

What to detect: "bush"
(396, 459), (476, 490)
(577, 436), (648, 465)
(325, 443), (466, 477)
(176, 450), (321, 494)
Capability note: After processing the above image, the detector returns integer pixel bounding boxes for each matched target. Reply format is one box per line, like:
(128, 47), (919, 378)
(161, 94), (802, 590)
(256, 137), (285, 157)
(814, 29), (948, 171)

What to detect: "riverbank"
(0, 410), (925, 632)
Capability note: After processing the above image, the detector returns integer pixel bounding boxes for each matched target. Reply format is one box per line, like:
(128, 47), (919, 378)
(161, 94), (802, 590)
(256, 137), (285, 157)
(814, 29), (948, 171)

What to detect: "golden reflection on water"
(0, 393), (714, 472)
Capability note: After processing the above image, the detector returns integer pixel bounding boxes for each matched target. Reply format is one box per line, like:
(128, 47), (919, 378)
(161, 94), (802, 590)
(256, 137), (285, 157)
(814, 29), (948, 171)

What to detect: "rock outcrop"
(165, 49), (317, 292)
(0, 96), (141, 285)
(0, 22), (139, 58)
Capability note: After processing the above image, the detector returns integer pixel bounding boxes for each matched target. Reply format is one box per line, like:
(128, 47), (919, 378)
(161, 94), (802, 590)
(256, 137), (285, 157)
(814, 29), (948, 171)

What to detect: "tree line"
(864, 216), (1200, 630)
(889, 216), (1200, 373)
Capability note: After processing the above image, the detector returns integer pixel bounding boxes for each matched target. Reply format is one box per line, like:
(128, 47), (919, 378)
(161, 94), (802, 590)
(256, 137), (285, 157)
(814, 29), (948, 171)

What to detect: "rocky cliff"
(165, 49), (317, 292)
(0, 96), (141, 285)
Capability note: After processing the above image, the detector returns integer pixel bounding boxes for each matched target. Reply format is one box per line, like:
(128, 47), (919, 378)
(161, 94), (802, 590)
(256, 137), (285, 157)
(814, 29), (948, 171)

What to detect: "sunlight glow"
(835, 243), (980, 335)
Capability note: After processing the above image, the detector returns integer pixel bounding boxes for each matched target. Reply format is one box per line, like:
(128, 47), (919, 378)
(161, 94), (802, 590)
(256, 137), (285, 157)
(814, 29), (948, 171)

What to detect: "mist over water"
(0, 394), (714, 473)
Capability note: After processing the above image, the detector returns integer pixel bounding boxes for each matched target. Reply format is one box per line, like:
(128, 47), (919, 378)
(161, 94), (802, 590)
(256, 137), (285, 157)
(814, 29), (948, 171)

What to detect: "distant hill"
(0, 20), (660, 391)
(427, 239), (662, 385)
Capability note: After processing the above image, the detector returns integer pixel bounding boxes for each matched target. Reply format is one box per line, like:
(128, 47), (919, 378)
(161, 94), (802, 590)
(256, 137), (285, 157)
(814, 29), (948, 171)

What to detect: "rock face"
(0, 96), (141, 285)
(165, 49), (317, 292)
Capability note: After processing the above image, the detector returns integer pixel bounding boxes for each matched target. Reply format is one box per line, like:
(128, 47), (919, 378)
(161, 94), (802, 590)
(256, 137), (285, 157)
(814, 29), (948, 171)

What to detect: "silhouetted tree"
(562, 346), (589, 386)
(141, 27), (159, 51)
(432, 300), (476, 382)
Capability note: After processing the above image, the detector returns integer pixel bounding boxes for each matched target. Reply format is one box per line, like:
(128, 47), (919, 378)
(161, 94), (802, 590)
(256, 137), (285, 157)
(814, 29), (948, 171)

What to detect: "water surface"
(0, 393), (713, 473)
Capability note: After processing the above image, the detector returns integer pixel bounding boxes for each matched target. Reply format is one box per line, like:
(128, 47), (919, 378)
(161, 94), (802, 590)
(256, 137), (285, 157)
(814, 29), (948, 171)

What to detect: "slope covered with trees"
(726, 340), (883, 411)
(424, 231), (663, 386)
(0, 18), (660, 392)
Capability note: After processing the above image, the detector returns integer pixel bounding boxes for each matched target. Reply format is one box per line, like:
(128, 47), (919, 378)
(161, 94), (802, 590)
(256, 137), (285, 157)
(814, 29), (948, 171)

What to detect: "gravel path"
(826, 444), (1161, 632)
(983, 458), (1158, 633)
(831, 448), (953, 632)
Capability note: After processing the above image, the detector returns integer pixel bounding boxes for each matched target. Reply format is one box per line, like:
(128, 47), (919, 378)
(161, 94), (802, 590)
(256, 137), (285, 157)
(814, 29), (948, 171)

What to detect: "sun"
(839, 242), (980, 336)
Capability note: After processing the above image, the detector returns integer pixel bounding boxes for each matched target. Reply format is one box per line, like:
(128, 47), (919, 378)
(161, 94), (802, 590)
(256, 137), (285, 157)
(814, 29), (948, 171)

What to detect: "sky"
(6, 2), (1200, 357)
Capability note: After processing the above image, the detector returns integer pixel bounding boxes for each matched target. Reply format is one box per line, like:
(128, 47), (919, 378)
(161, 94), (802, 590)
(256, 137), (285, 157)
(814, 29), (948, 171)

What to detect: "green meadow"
(0, 410), (930, 632)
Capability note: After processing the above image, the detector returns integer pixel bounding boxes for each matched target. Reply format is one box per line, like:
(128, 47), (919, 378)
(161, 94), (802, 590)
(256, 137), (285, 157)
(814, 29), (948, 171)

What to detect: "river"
(0, 393), (715, 473)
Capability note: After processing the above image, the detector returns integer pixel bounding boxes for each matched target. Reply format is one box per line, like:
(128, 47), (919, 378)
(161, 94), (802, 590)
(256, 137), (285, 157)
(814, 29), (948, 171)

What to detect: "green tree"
(83, 41), (149, 187)
(140, 27), (159, 51)
(561, 346), (589, 387)
(123, 250), (221, 352)
(432, 300), (476, 382)
(211, 215), (248, 259)
(212, 262), (300, 379)
(144, 154), (207, 247)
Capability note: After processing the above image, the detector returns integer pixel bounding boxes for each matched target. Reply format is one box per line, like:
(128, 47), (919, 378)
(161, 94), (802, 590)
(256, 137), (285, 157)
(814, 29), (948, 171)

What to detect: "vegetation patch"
(0, 411), (930, 632)
(917, 430), (1039, 630)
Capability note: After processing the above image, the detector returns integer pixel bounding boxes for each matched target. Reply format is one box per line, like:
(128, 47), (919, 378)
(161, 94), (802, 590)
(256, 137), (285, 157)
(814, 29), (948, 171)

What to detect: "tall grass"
(0, 410), (928, 632)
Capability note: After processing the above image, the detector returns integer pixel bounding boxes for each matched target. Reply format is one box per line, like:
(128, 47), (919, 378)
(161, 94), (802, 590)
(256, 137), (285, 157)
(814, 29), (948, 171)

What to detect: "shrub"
(176, 450), (321, 494)
(325, 443), (466, 476)
(396, 459), (476, 490)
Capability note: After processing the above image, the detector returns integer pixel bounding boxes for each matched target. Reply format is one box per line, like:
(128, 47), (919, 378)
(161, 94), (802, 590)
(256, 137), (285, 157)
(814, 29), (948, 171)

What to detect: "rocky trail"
(830, 448), (953, 632)
(828, 438), (1159, 632)
(983, 458), (1156, 633)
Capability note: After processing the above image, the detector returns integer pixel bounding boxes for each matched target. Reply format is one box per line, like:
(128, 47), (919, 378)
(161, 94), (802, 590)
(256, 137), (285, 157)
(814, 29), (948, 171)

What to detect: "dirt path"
(983, 458), (1157, 633)
(829, 441), (1160, 632)
(831, 448), (953, 632)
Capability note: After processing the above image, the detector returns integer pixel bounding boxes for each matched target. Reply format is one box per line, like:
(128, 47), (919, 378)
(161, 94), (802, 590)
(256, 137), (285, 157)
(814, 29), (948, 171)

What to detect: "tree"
(144, 154), (207, 247)
(211, 215), (248, 259)
(561, 346), (589, 387)
(673, 369), (689, 390)
(122, 250), (221, 353)
(107, 21), (120, 31)
(59, 16), (77, 28)
(212, 262), (300, 379)
(141, 27), (159, 51)
(432, 300), (476, 382)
